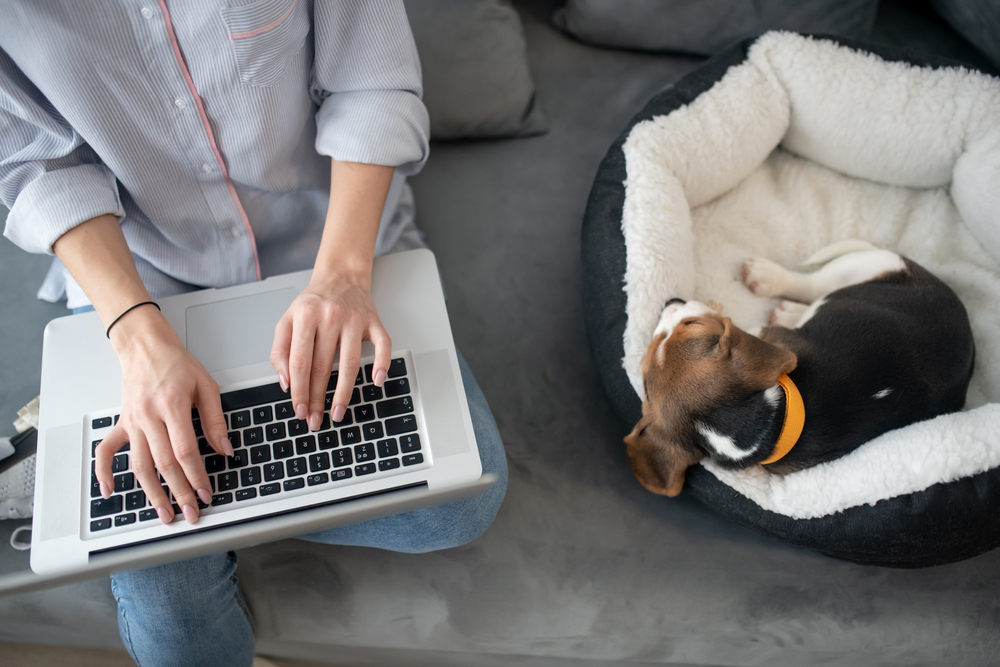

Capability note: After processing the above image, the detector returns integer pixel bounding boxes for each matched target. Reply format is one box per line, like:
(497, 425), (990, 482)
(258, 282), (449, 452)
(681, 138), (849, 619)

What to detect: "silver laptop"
(20, 248), (492, 590)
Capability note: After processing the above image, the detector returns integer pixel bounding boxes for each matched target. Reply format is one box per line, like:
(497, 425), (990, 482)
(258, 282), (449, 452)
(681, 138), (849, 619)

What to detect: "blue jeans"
(78, 300), (506, 666)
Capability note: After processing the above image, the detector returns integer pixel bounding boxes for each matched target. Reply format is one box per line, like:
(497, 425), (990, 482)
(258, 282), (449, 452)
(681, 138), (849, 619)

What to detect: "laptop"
(10, 248), (492, 593)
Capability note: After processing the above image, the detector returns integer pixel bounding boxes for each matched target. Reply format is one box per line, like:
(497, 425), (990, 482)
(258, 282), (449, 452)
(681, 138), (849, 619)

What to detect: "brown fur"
(623, 313), (797, 497)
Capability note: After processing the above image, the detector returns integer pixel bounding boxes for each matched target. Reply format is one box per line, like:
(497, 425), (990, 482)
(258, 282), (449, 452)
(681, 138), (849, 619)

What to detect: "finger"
(196, 376), (232, 458)
(128, 429), (174, 524)
(332, 325), (362, 424)
(270, 314), (293, 394)
(94, 424), (128, 500)
(307, 327), (338, 431)
(163, 409), (213, 513)
(146, 419), (200, 525)
(288, 316), (318, 424)
(368, 318), (392, 388)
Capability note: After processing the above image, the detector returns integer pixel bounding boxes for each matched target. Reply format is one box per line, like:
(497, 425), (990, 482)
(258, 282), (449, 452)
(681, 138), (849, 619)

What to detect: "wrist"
(309, 256), (373, 292)
(108, 303), (178, 357)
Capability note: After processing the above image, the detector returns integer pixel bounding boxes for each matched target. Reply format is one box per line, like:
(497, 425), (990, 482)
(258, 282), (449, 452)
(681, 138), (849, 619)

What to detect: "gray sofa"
(2, 1), (999, 665)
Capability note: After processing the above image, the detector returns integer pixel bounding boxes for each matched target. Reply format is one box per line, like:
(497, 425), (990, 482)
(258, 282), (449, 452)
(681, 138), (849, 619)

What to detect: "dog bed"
(581, 31), (1000, 567)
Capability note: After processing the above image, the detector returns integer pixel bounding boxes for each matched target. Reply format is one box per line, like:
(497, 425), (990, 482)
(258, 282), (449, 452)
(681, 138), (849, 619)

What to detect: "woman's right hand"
(92, 305), (233, 525)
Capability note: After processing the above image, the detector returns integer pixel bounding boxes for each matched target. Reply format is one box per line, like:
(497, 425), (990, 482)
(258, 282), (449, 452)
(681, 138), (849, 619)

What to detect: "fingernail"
(157, 506), (173, 524)
(295, 403), (307, 420)
(278, 371), (289, 393)
(197, 488), (212, 505)
(332, 405), (346, 423)
(100, 481), (112, 499)
(374, 369), (386, 387)
(221, 436), (234, 457)
(182, 504), (199, 524)
(309, 412), (321, 431)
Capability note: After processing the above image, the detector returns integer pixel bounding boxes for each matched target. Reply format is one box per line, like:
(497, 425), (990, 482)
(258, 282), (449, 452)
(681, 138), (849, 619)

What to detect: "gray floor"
(1, 1), (999, 665)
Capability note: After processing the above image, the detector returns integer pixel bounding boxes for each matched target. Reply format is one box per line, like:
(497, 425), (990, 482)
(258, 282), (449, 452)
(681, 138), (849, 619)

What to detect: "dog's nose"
(665, 298), (686, 308)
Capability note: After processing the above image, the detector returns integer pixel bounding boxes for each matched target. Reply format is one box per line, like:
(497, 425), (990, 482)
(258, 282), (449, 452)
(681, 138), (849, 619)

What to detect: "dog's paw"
(769, 300), (809, 327)
(742, 257), (791, 298)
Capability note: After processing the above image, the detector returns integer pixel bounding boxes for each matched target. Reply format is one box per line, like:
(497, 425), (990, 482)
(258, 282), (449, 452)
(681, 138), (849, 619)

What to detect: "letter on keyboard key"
(228, 450), (250, 469)
(231, 410), (251, 429)
(295, 435), (316, 455)
(273, 440), (293, 459)
(243, 427), (264, 446)
(362, 422), (384, 441)
(250, 444), (272, 464)
(317, 431), (338, 450)
(206, 455), (226, 473)
(275, 401), (295, 420)
(252, 406), (273, 424)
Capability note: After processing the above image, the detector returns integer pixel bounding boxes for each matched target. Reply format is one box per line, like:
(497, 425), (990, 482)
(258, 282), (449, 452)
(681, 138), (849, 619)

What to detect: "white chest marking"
(696, 422), (758, 461)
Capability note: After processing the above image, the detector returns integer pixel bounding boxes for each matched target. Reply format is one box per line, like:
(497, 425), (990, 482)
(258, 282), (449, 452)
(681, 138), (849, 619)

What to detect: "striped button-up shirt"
(0, 0), (429, 304)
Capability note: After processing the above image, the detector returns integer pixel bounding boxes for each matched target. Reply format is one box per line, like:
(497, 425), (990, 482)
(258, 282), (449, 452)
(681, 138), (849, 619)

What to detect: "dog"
(624, 241), (975, 497)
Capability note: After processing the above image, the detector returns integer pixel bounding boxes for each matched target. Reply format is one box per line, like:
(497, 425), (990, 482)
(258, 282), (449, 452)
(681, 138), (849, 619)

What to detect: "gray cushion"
(405, 0), (548, 140)
(552, 0), (879, 56)
(929, 0), (1000, 70)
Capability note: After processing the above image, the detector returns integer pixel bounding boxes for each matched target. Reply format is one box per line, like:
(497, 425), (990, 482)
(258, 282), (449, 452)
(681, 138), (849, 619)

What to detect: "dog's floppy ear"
(624, 418), (703, 497)
(726, 320), (797, 387)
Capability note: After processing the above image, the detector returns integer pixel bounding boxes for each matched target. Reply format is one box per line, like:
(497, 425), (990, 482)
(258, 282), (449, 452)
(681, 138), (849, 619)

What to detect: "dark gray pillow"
(552, 0), (878, 56)
(404, 0), (548, 140)
(929, 0), (1000, 71)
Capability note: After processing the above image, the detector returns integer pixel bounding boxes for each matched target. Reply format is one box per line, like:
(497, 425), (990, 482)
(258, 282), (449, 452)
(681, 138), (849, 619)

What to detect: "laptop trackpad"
(185, 288), (298, 372)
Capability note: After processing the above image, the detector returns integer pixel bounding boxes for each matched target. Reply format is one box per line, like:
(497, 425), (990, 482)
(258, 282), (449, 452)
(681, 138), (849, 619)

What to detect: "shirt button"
(201, 163), (212, 174)
(229, 227), (241, 239)
(140, 7), (153, 20)
(174, 98), (186, 109)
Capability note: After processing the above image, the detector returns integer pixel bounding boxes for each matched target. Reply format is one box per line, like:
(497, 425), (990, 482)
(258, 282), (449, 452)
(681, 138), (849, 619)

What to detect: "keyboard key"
(250, 445), (272, 464)
(206, 455), (226, 473)
(115, 513), (137, 527)
(385, 415), (418, 436)
(288, 419), (308, 436)
(326, 370), (339, 391)
(273, 440), (294, 459)
(275, 401), (295, 420)
(340, 426), (361, 446)
(92, 440), (102, 457)
(139, 508), (158, 522)
(240, 467), (261, 487)
(354, 443), (375, 463)
(377, 397), (414, 419)
(378, 458), (400, 472)
(252, 406), (273, 425)
(210, 477), (216, 493)
(364, 364), (374, 383)
(263, 462), (285, 481)
(235, 488), (257, 501)
(332, 408), (353, 426)
(265, 422), (286, 441)
(377, 438), (398, 458)
(350, 388), (361, 405)
(218, 472), (239, 491)
(325, 393), (333, 411)
(91, 518), (112, 531)
(230, 410), (251, 429)
(384, 378), (410, 397)
(243, 426), (264, 446)
(91, 495), (123, 518)
(228, 430), (242, 448)
(319, 413), (331, 431)
(363, 385), (383, 402)
(90, 474), (102, 498)
(402, 453), (424, 466)
(284, 478), (305, 491)
(332, 448), (353, 467)
(260, 483), (281, 496)
(212, 493), (233, 506)
(295, 435), (317, 455)
(198, 438), (213, 455)
(112, 453), (129, 473)
(92, 416), (112, 429)
(355, 369), (364, 386)
(307, 473), (329, 486)
(125, 490), (146, 511)
(317, 431), (338, 450)
(115, 414), (121, 425)
(193, 419), (203, 437)
(286, 457), (307, 477)
(355, 463), (376, 476)
(220, 383), (287, 412)
(114, 473), (135, 493)
(399, 434), (421, 453)
(331, 468), (352, 481)
(354, 404), (376, 422)
(230, 450), (251, 469)
(388, 358), (406, 378)
(362, 422), (384, 441)
(309, 452), (330, 472)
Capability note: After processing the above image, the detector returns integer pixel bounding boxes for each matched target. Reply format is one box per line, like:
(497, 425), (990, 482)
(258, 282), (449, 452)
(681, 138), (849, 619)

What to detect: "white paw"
(742, 257), (791, 298)
(769, 300), (808, 327)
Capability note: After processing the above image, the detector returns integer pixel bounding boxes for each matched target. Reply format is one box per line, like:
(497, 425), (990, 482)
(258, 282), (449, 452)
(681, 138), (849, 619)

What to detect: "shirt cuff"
(314, 90), (430, 176)
(3, 163), (125, 255)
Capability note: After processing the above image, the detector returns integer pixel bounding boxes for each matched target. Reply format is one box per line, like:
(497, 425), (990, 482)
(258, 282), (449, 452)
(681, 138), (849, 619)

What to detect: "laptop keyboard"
(86, 355), (428, 535)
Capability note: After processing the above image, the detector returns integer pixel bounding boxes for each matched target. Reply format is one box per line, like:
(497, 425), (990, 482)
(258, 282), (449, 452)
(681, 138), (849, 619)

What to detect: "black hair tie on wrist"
(106, 301), (161, 339)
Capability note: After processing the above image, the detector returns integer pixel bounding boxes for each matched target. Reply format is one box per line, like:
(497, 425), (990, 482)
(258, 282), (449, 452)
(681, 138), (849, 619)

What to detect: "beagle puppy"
(624, 244), (975, 497)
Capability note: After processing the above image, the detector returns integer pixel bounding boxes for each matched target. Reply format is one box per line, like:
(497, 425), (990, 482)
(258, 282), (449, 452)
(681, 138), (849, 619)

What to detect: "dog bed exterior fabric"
(581, 32), (1000, 567)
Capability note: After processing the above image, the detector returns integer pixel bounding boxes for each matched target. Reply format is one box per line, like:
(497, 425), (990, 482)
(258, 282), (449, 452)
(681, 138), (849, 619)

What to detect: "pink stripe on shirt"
(229, 0), (297, 40)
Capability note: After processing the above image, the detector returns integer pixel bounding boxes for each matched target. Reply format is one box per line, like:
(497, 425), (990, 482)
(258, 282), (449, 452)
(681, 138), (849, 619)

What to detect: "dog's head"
(624, 300), (798, 497)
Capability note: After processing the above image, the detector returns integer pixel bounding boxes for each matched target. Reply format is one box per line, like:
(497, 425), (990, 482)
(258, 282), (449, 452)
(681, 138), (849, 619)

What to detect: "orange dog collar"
(759, 374), (804, 466)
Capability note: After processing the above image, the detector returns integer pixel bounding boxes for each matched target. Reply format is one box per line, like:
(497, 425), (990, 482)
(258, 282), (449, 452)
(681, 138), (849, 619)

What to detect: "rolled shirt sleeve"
(0, 49), (124, 255)
(311, 0), (430, 175)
